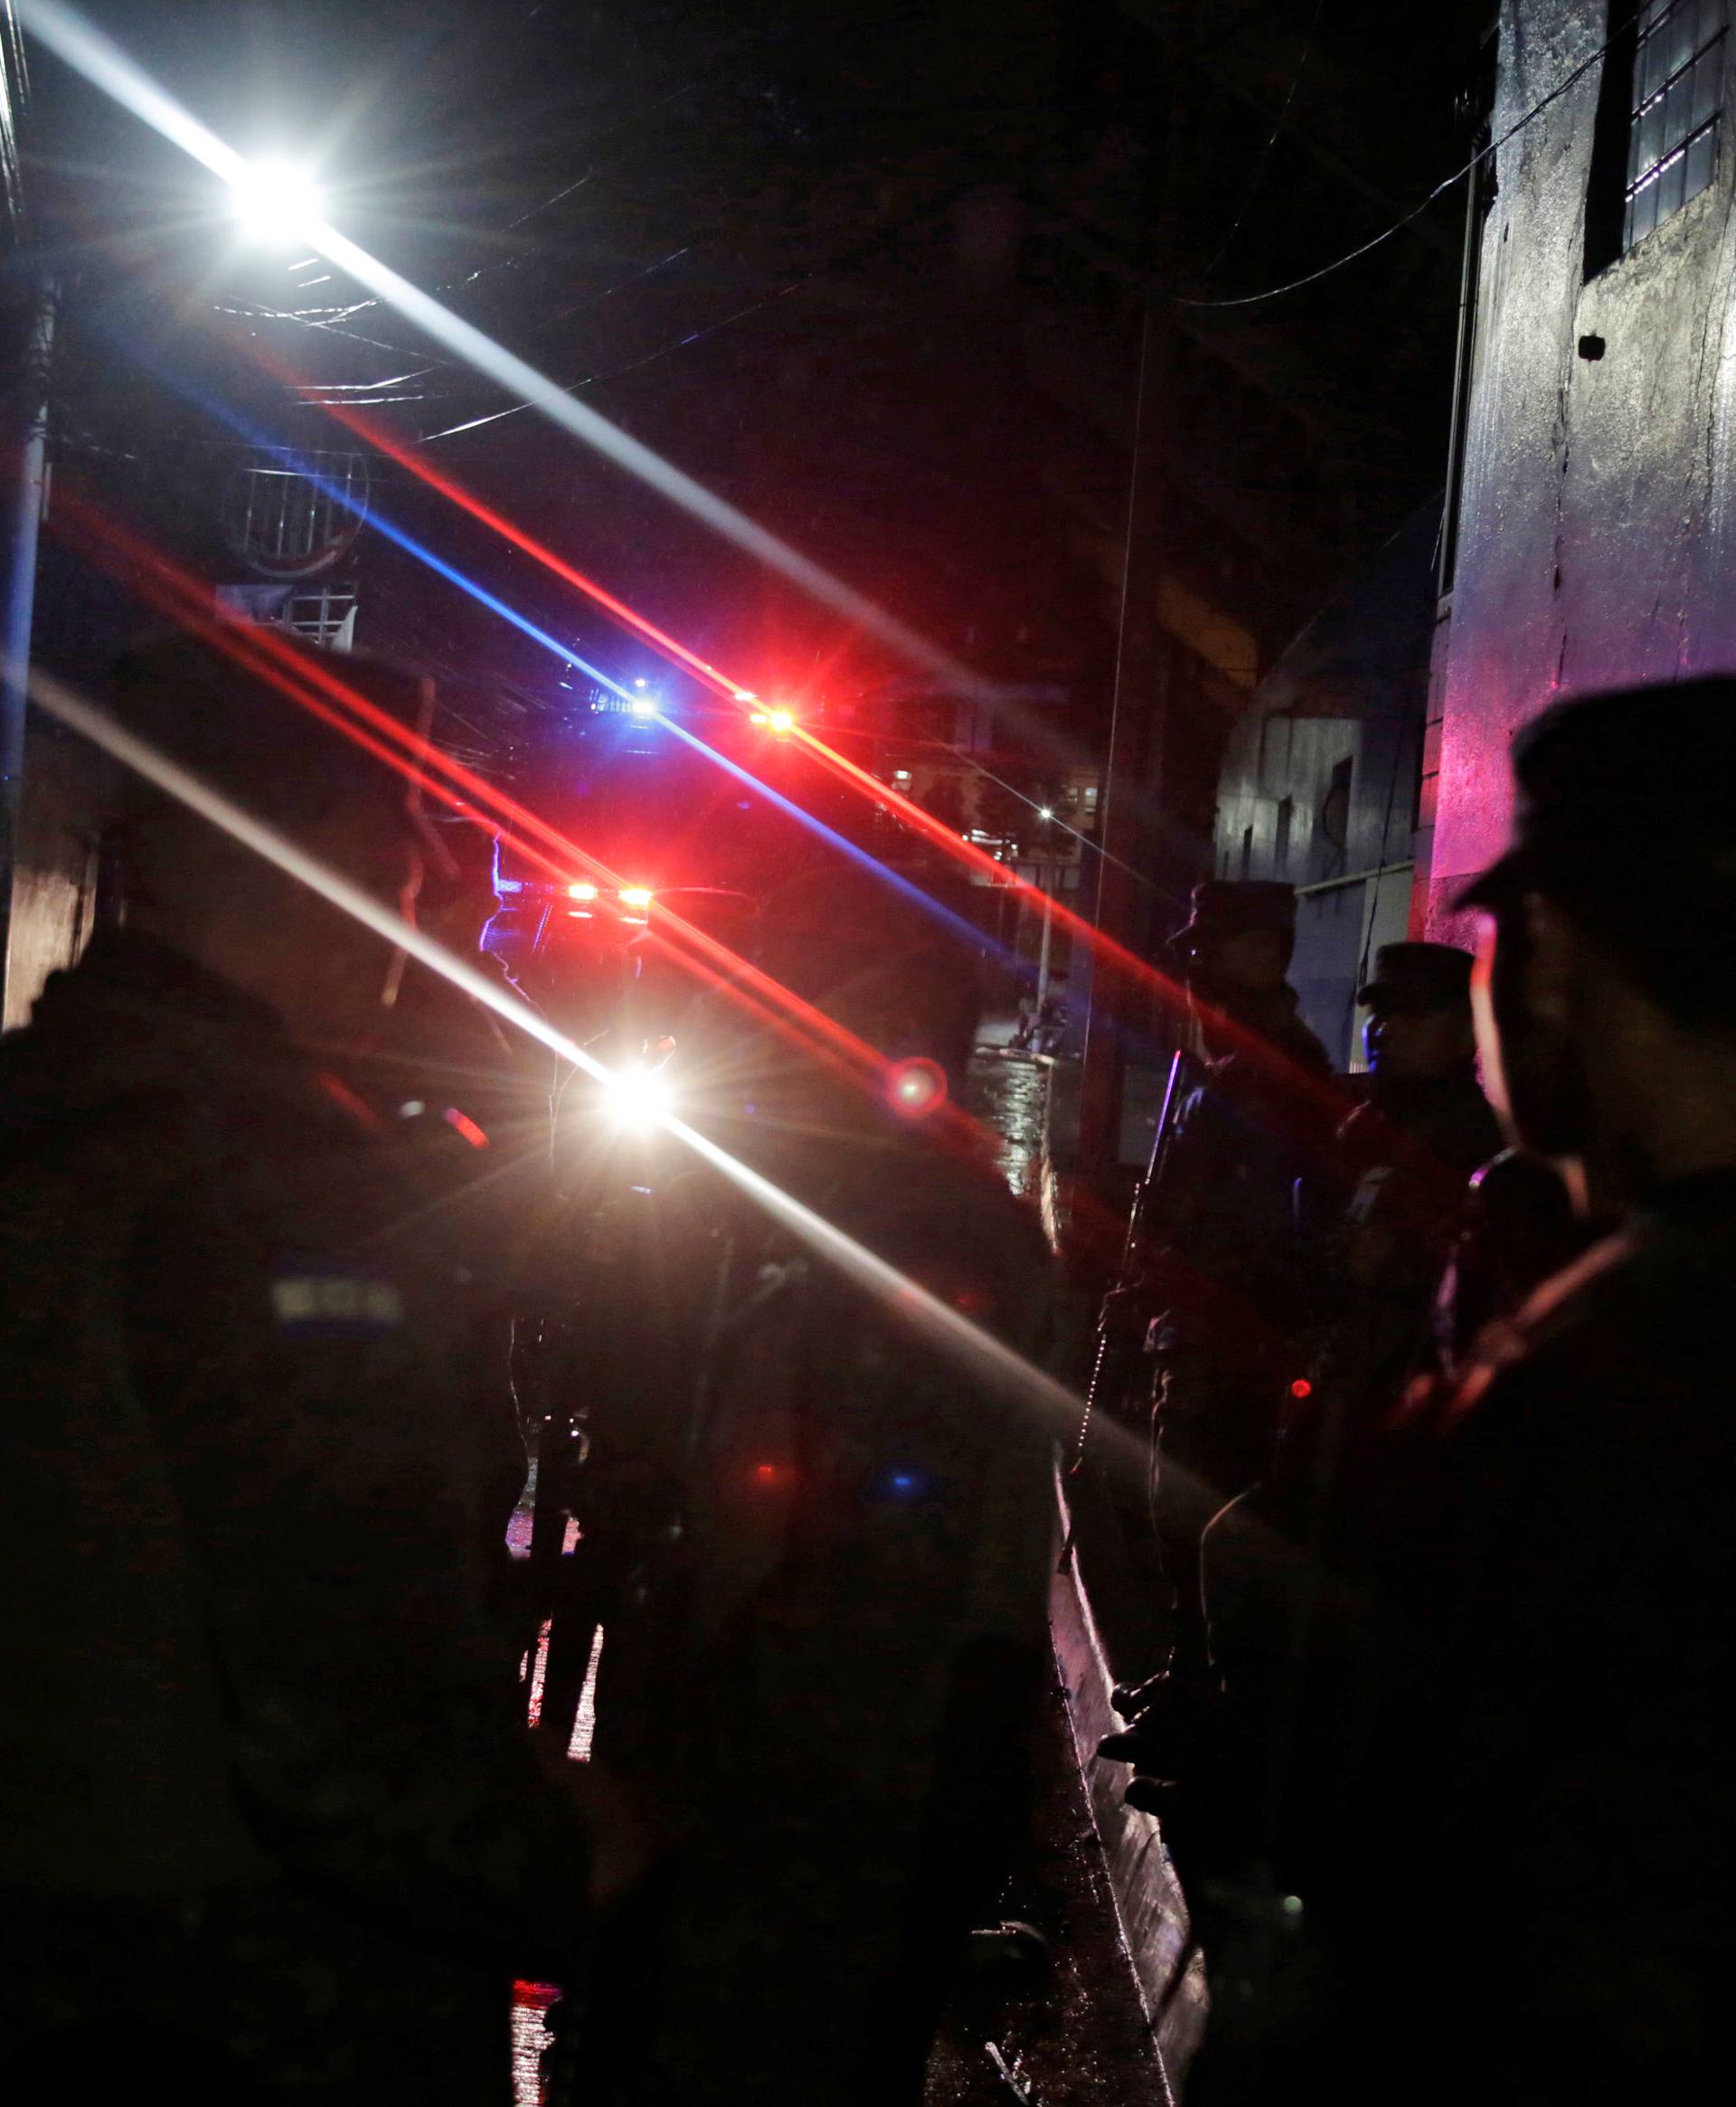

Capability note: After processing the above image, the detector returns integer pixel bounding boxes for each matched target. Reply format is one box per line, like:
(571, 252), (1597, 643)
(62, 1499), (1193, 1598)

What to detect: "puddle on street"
(965, 1048), (1053, 1203)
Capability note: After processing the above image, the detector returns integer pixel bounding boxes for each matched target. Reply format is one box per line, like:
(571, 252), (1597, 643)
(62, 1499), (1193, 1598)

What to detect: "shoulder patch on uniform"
(271, 1255), (405, 1337)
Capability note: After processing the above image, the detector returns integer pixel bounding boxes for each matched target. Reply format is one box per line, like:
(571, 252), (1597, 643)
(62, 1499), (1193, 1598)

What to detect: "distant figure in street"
(0, 638), (637, 2102)
(1285, 676), (1736, 2100)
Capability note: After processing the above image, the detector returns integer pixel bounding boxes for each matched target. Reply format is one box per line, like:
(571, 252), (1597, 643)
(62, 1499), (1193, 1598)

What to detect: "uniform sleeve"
(1140, 1082), (1223, 1248)
(1416, 1309), (1732, 2093)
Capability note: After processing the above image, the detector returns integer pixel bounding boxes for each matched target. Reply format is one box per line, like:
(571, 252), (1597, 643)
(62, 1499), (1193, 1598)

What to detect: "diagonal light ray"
(18, 0), (1000, 701)
(97, 333), (1027, 975)
(267, 363), (1136, 890)
(27, 665), (1093, 1449)
(49, 485), (929, 1110)
(18, 1), (1356, 1150)
(656, 714), (1001, 961)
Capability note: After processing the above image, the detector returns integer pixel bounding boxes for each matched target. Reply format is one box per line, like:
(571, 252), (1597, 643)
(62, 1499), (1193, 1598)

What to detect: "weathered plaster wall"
(1431, 0), (1736, 931)
(1216, 711), (1415, 892)
(3, 724), (108, 1030)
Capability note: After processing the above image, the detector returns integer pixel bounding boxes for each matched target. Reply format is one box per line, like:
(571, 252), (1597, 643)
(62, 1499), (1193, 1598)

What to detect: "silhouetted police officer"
(1098, 881), (1337, 1784)
(1345, 940), (1500, 1183)
(1280, 677), (1736, 2101)
(0, 638), (637, 2102)
(1307, 942), (1502, 1507)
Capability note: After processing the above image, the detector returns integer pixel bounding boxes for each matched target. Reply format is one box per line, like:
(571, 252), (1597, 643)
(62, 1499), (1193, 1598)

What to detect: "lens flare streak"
(16, 0), (998, 700)
(10, 0), (1349, 1138)
(28, 666), (1091, 1448)
(50, 489), (902, 1098)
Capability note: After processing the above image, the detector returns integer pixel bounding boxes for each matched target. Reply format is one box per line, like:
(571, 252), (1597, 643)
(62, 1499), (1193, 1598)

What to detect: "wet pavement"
(512, 1661), (1171, 2107)
(512, 1044), (1170, 2102)
(924, 1672), (1175, 2107)
(965, 1040), (1052, 1204)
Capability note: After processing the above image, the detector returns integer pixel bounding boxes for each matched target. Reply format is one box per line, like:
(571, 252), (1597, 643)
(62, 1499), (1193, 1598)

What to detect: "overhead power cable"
(1194, 0), (1327, 286)
(1178, 7), (1638, 310)
(417, 275), (808, 444)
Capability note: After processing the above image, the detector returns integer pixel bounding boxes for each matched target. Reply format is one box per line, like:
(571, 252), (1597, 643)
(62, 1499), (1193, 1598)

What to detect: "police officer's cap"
(1458, 676), (1736, 921)
(1165, 879), (1297, 965)
(1356, 941), (1475, 1013)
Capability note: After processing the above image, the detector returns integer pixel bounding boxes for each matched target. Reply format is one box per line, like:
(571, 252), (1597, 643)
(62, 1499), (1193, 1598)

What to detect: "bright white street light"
(603, 1061), (674, 1130)
(229, 157), (325, 245)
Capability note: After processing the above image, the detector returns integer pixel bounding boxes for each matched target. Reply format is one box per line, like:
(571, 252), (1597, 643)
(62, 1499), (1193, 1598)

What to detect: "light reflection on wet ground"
(924, 1674), (1174, 2106)
(965, 1044), (1052, 1203)
(512, 1047), (1163, 2104)
(512, 1982), (561, 2107)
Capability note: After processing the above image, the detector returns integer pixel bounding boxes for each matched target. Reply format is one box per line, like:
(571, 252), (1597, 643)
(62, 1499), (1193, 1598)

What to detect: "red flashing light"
(887, 1056), (948, 1120)
(444, 1106), (490, 1149)
(1289, 1377), (1314, 1401)
(750, 1460), (794, 1490)
(313, 1069), (387, 1133)
(255, 365), (1350, 1154)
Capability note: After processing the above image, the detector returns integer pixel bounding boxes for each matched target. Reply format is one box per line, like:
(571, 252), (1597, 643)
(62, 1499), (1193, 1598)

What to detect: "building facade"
(1426, 0), (1736, 935)
(1212, 508), (1434, 1070)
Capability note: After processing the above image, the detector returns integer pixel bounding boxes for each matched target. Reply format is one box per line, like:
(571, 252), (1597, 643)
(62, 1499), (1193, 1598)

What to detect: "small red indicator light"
(886, 1056), (948, 1120)
(443, 1106), (490, 1149)
(1289, 1378), (1313, 1401)
(750, 1460), (792, 1489)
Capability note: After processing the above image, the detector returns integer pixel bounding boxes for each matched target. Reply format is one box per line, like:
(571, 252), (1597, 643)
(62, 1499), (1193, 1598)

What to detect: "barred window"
(1626, 0), (1728, 247)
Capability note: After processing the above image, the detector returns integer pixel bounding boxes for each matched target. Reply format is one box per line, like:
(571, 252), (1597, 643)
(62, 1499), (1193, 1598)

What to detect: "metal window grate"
(1626, 0), (1728, 248)
(221, 450), (370, 581)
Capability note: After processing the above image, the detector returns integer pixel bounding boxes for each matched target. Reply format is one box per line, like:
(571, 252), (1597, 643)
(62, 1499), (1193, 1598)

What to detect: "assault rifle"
(1075, 1045), (1202, 1457)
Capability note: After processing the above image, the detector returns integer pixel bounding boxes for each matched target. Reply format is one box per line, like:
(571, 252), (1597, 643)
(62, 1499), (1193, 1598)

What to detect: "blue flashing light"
(659, 718), (1009, 963)
(125, 340), (638, 704)
(870, 1464), (939, 1505)
(123, 345), (1022, 969)
(495, 878), (524, 894)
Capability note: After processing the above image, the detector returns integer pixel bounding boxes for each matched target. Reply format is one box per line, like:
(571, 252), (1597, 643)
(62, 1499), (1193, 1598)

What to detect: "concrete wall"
(1216, 711), (1416, 893)
(1213, 708), (1419, 1067)
(1429, 0), (1736, 933)
(2, 723), (108, 1030)
(1050, 1471), (1206, 2093)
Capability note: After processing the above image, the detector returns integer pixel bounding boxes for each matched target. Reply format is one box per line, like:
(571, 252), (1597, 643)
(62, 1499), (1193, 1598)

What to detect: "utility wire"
(1194, 0), (1327, 286)
(1178, 7), (1637, 309)
(417, 275), (807, 443)
(939, 742), (1152, 886)
(431, 3), (931, 301)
